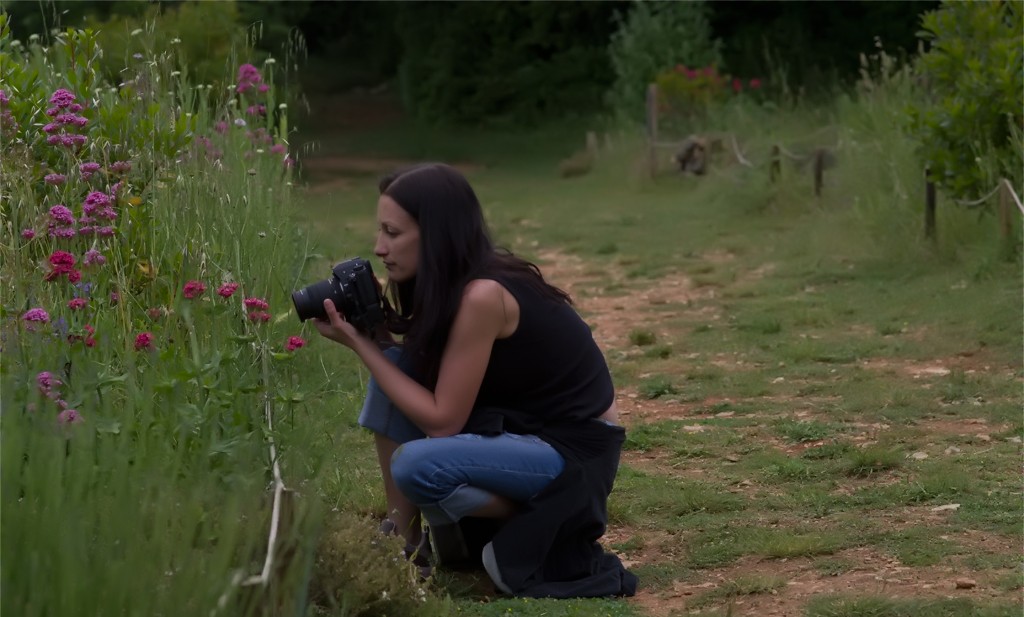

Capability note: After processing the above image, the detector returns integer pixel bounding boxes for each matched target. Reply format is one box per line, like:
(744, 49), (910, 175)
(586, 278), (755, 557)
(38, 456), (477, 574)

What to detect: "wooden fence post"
(646, 83), (658, 178)
(999, 178), (1012, 241)
(813, 148), (825, 198)
(924, 166), (936, 240)
(770, 145), (780, 183)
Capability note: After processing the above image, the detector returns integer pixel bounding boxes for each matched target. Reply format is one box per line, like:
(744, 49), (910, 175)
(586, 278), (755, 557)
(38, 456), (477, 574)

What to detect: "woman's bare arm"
(315, 279), (510, 436)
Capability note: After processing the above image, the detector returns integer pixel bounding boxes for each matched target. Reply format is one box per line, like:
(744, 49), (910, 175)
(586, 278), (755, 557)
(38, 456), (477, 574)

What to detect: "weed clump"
(311, 513), (450, 617)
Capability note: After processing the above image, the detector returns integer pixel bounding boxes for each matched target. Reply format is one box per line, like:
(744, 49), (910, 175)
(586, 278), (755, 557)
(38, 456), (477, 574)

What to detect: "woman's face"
(374, 194), (421, 283)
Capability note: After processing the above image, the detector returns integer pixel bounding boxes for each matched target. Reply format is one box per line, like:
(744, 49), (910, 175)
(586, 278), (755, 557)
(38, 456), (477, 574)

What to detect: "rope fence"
(643, 82), (1022, 248)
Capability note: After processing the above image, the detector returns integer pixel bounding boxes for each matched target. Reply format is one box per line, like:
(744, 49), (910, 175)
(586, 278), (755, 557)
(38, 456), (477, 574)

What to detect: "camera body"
(291, 257), (385, 334)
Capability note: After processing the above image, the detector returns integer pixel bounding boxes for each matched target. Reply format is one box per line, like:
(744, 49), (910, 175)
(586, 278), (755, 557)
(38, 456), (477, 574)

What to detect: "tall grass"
(0, 17), (388, 615)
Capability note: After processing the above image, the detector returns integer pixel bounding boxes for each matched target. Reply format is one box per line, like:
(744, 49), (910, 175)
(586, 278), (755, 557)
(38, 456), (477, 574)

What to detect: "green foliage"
(83, 0), (245, 89)
(394, 2), (618, 126)
(907, 0), (1024, 201)
(606, 0), (722, 123)
(806, 595), (1019, 617)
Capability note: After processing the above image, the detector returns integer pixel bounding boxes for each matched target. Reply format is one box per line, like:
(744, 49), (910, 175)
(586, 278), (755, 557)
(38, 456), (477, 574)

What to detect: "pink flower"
(68, 324), (96, 347)
(285, 336), (305, 352)
(80, 162), (101, 180)
(45, 173), (66, 185)
(67, 269), (82, 283)
(48, 226), (77, 239)
(147, 307), (164, 320)
(243, 297), (269, 310)
(217, 282), (240, 298)
(183, 280), (207, 299)
(23, 308), (50, 323)
(49, 250), (76, 269)
(49, 204), (75, 224)
(49, 88), (76, 109)
(83, 249), (106, 266)
(83, 191), (112, 216)
(270, 144), (287, 155)
(58, 409), (83, 425)
(37, 371), (62, 394)
(68, 298), (88, 311)
(96, 226), (115, 237)
(109, 160), (131, 174)
(134, 332), (154, 351)
(21, 228), (35, 240)
(732, 78), (742, 94)
(749, 78), (762, 90)
(110, 291), (120, 305)
(247, 311), (271, 323)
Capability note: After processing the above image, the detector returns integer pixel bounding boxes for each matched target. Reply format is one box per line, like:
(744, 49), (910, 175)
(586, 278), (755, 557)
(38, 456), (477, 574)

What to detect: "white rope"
(729, 134), (755, 169)
(777, 144), (809, 162)
(241, 391), (286, 587)
(212, 351), (288, 615)
(1001, 179), (1024, 216)
(952, 182), (1002, 208)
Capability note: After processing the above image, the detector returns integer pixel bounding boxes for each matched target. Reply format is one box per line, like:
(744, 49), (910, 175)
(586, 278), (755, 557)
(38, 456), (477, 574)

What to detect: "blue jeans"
(358, 347), (565, 525)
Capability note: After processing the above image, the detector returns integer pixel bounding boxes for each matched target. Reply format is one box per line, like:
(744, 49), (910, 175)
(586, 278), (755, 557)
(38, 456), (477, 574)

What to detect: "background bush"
(606, 0), (722, 124)
(907, 0), (1023, 201)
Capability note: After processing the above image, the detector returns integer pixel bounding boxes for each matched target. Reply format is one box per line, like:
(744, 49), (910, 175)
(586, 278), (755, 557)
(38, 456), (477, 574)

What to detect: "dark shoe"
(379, 518), (433, 580)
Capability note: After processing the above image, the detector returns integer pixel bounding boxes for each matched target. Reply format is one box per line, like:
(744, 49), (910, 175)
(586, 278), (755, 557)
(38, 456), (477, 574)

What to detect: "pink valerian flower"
(45, 250), (77, 280)
(49, 88), (77, 109)
(83, 249), (106, 266)
(182, 280), (207, 299)
(68, 324), (96, 347)
(82, 191), (112, 216)
(110, 291), (120, 305)
(285, 336), (305, 352)
(245, 104), (267, 117)
(258, 83), (270, 93)
(214, 120), (229, 134)
(23, 308), (50, 324)
(37, 371), (62, 395)
(48, 226), (77, 239)
(49, 204), (75, 225)
(247, 311), (271, 323)
(80, 162), (101, 180)
(21, 228), (36, 240)
(236, 63), (263, 93)
(67, 269), (82, 283)
(45, 173), (67, 185)
(109, 160), (131, 174)
(270, 143), (287, 155)
(217, 282), (240, 298)
(68, 298), (88, 311)
(49, 250), (76, 269)
(243, 297), (269, 310)
(96, 226), (116, 238)
(134, 332), (154, 351)
(58, 409), (83, 425)
(732, 78), (743, 94)
(749, 78), (762, 90)
(46, 134), (88, 148)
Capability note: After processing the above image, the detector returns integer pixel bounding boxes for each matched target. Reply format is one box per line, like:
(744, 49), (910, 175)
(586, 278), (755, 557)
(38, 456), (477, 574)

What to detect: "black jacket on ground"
(462, 408), (638, 598)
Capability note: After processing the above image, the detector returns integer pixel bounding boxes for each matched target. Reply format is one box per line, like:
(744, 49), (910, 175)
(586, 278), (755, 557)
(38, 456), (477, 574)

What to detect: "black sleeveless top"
(471, 273), (614, 425)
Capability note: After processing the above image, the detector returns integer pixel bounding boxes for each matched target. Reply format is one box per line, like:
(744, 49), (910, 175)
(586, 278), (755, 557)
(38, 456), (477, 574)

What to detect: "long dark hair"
(379, 163), (571, 387)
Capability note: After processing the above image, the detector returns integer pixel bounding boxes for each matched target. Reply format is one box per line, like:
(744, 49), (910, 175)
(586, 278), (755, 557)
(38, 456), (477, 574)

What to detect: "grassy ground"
(286, 88), (1022, 617)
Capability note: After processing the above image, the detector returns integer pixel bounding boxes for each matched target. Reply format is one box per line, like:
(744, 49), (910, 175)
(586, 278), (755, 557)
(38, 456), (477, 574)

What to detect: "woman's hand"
(312, 299), (363, 349)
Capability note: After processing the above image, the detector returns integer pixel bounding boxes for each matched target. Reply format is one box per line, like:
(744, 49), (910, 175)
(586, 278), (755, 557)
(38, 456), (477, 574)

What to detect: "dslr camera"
(291, 257), (385, 334)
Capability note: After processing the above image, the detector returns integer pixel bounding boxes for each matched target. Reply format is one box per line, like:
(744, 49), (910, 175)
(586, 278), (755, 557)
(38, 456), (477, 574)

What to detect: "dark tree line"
(4, 0), (937, 124)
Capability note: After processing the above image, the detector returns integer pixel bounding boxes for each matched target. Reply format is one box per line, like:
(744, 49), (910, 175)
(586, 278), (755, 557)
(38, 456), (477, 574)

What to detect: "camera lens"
(291, 278), (335, 322)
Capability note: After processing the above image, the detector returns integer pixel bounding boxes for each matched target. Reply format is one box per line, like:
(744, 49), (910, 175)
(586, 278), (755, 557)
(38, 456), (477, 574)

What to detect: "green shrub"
(606, 0), (721, 123)
(907, 0), (1023, 201)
